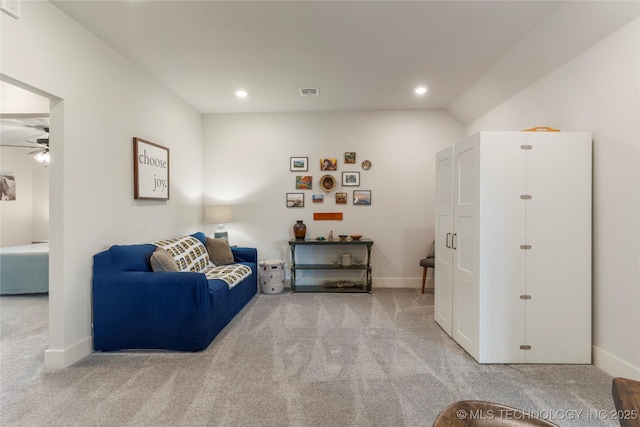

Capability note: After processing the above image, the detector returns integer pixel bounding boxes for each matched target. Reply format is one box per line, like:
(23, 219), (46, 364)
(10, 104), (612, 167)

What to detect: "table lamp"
(207, 205), (234, 239)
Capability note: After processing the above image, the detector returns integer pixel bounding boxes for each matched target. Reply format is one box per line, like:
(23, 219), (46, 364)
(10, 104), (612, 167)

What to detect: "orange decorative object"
(522, 126), (560, 132)
(313, 212), (343, 221)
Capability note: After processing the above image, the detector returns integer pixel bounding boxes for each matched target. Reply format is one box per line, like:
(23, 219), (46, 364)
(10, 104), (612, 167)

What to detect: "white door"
(524, 132), (592, 363)
(452, 135), (480, 360)
(434, 147), (454, 336)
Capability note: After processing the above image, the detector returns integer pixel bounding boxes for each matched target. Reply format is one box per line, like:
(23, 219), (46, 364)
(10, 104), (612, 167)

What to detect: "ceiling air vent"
(299, 88), (319, 97)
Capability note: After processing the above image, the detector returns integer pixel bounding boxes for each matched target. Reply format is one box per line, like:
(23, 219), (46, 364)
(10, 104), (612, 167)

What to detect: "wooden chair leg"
(421, 267), (427, 294)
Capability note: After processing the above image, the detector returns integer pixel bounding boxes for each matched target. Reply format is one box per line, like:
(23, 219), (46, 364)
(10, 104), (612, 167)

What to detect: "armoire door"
(523, 132), (592, 363)
(452, 135), (480, 360)
(434, 147), (454, 335)
(477, 132), (527, 363)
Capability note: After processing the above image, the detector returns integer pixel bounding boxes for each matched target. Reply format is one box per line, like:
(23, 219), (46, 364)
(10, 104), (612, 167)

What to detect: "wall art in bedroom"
(0, 171), (16, 201)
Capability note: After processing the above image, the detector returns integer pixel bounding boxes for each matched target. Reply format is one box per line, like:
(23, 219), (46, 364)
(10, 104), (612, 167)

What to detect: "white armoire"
(435, 131), (592, 364)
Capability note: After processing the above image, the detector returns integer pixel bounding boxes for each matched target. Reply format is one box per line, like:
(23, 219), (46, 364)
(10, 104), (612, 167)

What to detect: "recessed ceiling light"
(414, 86), (428, 95)
(235, 90), (248, 98)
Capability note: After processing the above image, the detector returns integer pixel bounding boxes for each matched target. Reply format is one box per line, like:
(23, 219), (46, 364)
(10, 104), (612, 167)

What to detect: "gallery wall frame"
(320, 158), (337, 171)
(353, 190), (371, 205)
(296, 175), (312, 189)
(342, 171), (360, 186)
(133, 137), (170, 200)
(290, 157), (308, 172)
(286, 192), (305, 208)
(345, 152), (356, 164)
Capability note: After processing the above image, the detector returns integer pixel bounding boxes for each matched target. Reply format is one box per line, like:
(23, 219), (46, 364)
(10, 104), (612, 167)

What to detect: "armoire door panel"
(437, 152), (453, 206)
(434, 147), (454, 336)
(435, 213), (453, 335)
(453, 276), (479, 360)
(456, 145), (476, 206)
(452, 136), (479, 360)
(525, 300), (592, 363)
(456, 216), (475, 274)
(434, 264), (453, 334)
(524, 132), (592, 363)
(476, 134), (528, 362)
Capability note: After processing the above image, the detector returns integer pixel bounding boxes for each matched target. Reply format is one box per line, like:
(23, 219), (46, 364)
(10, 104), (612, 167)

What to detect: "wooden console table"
(288, 239), (373, 293)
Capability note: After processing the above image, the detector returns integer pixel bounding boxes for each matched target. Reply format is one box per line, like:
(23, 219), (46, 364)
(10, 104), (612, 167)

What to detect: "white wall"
(31, 158), (49, 242)
(466, 19), (640, 380)
(203, 111), (463, 287)
(1, 1), (204, 368)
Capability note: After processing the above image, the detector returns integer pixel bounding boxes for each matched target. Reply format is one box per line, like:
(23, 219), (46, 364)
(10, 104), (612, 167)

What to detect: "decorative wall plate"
(319, 174), (337, 192)
(362, 160), (372, 170)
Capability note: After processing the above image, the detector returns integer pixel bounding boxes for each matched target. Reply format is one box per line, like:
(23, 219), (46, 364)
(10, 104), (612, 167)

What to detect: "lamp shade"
(206, 205), (234, 224)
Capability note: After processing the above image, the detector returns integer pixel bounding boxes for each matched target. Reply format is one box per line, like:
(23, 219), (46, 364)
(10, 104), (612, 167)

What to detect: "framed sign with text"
(133, 137), (170, 200)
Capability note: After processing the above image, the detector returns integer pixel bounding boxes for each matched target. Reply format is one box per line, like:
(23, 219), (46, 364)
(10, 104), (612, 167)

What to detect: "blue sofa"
(92, 232), (257, 352)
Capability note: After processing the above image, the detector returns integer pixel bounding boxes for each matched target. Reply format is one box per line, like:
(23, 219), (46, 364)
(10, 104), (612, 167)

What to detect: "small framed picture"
(296, 175), (312, 190)
(290, 157), (308, 172)
(336, 192), (347, 204)
(345, 152), (356, 164)
(287, 193), (305, 208)
(342, 171), (360, 186)
(320, 158), (337, 171)
(312, 194), (324, 203)
(353, 190), (371, 205)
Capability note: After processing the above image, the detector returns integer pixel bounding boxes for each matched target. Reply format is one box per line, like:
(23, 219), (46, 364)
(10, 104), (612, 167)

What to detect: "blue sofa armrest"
(232, 247), (257, 264)
(93, 268), (212, 351)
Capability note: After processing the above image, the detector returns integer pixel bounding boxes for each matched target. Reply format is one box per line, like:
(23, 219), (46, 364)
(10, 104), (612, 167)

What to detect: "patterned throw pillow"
(152, 235), (213, 273)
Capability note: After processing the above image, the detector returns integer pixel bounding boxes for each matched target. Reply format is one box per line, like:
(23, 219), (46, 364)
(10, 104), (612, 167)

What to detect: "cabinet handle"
(446, 232), (451, 248)
(452, 233), (457, 250)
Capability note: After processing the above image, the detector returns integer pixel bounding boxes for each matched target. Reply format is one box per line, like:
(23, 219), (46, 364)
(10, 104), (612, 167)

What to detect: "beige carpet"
(1, 290), (617, 426)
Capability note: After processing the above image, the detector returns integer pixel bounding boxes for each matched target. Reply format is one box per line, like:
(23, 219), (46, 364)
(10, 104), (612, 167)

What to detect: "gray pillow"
(150, 247), (180, 272)
(206, 237), (235, 265)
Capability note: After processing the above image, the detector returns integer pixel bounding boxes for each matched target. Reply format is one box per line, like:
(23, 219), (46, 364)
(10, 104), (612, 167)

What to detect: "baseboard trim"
(287, 276), (434, 290)
(44, 336), (92, 370)
(593, 345), (640, 380)
(372, 277), (429, 288)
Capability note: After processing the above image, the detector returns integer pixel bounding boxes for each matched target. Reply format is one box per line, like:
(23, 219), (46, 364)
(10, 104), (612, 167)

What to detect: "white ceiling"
(34, 1), (640, 123)
(0, 82), (50, 147)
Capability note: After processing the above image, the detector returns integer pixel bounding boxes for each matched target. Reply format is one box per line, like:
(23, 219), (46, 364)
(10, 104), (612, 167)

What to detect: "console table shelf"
(288, 239), (374, 293)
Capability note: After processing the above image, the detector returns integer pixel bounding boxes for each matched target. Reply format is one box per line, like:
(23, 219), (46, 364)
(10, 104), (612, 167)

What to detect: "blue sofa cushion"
(110, 243), (156, 272)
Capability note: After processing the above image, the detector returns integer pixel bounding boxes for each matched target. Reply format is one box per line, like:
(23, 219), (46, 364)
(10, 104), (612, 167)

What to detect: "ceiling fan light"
(34, 150), (50, 164)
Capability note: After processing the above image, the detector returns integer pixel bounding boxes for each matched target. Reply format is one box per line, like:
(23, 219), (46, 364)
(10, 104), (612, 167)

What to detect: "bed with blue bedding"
(0, 243), (49, 295)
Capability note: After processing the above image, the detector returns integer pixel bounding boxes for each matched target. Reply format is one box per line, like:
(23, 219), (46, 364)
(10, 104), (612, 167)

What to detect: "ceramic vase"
(293, 220), (307, 240)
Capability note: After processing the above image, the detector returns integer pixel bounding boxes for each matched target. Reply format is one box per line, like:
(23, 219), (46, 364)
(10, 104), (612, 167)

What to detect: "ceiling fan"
(0, 117), (50, 164)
